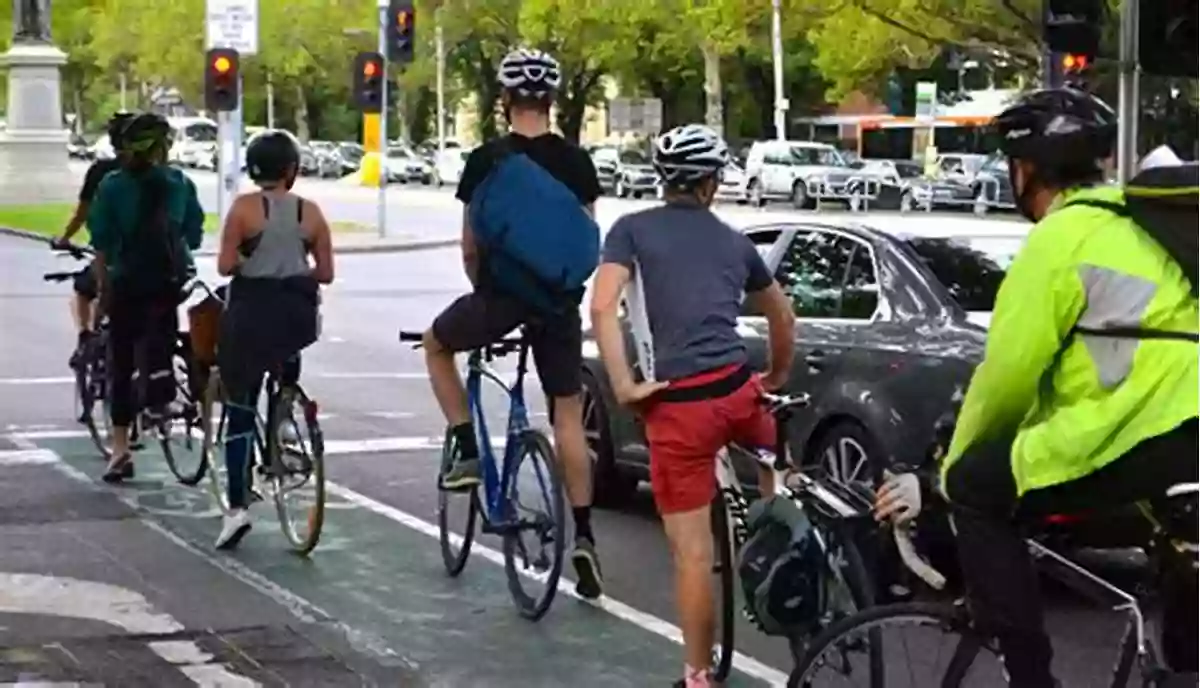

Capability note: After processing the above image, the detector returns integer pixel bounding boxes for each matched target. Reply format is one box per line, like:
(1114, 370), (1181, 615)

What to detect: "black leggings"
(944, 419), (1199, 687)
(107, 288), (178, 428)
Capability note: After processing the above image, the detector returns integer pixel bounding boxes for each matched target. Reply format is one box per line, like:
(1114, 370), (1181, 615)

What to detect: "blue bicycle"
(400, 328), (567, 620)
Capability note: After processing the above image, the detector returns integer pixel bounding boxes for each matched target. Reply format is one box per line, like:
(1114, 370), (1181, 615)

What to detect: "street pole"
(376, 0), (389, 238)
(119, 72), (127, 111)
(770, 0), (786, 140)
(266, 73), (275, 129)
(435, 14), (446, 154)
(1116, 0), (1140, 183)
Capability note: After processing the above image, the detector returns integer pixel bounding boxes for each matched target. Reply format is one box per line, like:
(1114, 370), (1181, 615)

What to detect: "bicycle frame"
(465, 343), (546, 527)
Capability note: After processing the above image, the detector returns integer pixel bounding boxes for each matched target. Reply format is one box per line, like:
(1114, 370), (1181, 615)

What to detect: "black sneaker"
(571, 536), (604, 600)
(102, 454), (135, 483)
(440, 457), (482, 491)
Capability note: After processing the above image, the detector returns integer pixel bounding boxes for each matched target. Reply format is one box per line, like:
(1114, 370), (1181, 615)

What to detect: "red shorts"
(643, 365), (776, 514)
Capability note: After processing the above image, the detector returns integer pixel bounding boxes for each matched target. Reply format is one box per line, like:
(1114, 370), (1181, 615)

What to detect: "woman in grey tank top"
(213, 130), (335, 550)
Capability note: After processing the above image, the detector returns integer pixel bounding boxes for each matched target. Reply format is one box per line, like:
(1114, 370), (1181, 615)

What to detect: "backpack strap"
(1062, 197), (1129, 216)
(261, 194), (271, 219)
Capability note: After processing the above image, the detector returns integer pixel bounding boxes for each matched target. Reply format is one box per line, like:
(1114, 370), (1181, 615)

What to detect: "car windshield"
(339, 145), (364, 161)
(895, 162), (923, 178)
(183, 123), (217, 142)
(902, 235), (1023, 312)
(619, 149), (649, 164)
(387, 147), (413, 158)
(789, 146), (844, 167)
(311, 141), (334, 151)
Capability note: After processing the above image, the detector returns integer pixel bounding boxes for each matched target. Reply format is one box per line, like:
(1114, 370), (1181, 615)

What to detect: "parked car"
(337, 142), (365, 175)
(743, 140), (860, 209)
(860, 159), (977, 211)
(308, 140), (344, 178)
(934, 152), (989, 185)
(166, 116), (219, 168)
(385, 146), (434, 183)
(67, 133), (91, 159)
(590, 146), (619, 194)
(433, 147), (469, 187)
(580, 219), (1028, 505)
(90, 134), (116, 161)
(299, 145), (320, 176)
(715, 162), (750, 203)
(971, 155), (1017, 216)
(610, 148), (659, 199)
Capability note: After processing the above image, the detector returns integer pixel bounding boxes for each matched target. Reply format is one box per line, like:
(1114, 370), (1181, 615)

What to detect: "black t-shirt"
(80, 158), (121, 203)
(455, 133), (602, 206)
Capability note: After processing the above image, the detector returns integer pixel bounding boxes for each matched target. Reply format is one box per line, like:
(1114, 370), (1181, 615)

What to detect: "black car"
(858, 159), (976, 211)
(580, 220), (1023, 504)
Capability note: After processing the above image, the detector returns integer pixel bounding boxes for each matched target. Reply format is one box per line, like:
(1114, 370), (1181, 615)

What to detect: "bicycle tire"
(812, 519), (883, 681)
(437, 427), (479, 577)
(789, 600), (998, 688)
(270, 384), (326, 556)
(75, 359), (110, 460)
(158, 350), (206, 485)
(711, 493), (737, 682)
(502, 429), (566, 621)
(200, 371), (232, 515)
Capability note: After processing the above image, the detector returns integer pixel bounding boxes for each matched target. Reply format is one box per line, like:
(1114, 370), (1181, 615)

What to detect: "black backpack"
(1064, 163), (1199, 342)
(119, 173), (188, 297)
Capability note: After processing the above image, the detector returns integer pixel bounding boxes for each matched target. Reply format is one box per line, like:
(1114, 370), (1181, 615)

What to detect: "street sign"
(206, 0), (259, 55)
(914, 82), (938, 123)
(608, 97), (663, 135)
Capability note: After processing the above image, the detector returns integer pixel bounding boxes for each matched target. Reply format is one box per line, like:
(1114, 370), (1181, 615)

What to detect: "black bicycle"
(709, 392), (880, 682)
(788, 484), (1200, 687)
(43, 243), (111, 457)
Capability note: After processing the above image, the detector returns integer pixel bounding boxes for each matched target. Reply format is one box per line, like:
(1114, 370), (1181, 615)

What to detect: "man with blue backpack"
(418, 47), (606, 599)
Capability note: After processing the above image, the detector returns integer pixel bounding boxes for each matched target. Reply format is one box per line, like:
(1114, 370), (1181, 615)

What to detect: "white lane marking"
(8, 431), (512, 455)
(0, 573), (259, 686)
(0, 377), (74, 385)
(322, 486), (789, 685)
(0, 449), (60, 466)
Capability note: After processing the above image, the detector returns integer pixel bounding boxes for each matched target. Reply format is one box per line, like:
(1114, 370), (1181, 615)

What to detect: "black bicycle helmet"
(245, 129), (301, 183)
(107, 111), (135, 151)
(994, 87), (1117, 166)
(120, 112), (171, 157)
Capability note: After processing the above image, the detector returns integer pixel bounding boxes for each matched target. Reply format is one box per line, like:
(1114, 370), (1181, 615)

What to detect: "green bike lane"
(29, 434), (787, 687)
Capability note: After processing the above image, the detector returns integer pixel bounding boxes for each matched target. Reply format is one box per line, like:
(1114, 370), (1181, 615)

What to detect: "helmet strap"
(1011, 161), (1041, 222)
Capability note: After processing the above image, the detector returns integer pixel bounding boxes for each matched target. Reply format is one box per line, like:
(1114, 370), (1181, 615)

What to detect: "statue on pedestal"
(13, 0), (52, 45)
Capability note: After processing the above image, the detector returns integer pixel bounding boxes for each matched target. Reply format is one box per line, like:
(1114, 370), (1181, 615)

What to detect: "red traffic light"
(397, 10), (411, 29)
(362, 60), (379, 78)
(1062, 53), (1090, 71)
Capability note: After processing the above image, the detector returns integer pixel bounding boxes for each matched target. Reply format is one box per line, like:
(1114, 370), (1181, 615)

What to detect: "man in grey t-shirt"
(588, 125), (795, 687)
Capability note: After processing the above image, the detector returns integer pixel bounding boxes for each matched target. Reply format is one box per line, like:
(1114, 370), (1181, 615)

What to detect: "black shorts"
(431, 291), (582, 398)
(73, 264), (98, 300)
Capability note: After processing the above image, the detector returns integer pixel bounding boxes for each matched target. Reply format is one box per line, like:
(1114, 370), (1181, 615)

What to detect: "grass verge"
(0, 202), (368, 243)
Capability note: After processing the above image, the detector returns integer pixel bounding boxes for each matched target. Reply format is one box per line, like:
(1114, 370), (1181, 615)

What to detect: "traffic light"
(1139, 0), (1197, 77)
(353, 51), (385, 113)
(1043, 0), (1103, 56)
(204, 48), (240, 112)
(386, 0), (416, 64)
(1061, 53), (1091, 74)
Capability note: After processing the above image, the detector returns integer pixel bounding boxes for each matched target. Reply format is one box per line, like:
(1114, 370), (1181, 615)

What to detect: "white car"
(433, 148), (469, 187)
(716, 162), (750, 203)
(90, 134), (116, 161)
(743, 139), (859, 208)
(385, 146), (433, 184)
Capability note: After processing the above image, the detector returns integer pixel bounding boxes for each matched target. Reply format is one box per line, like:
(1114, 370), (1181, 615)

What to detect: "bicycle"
(399, 328), (567, 621)
(199, 352), (327, 555)
(787, 484), (1199, 687)
(709, 391), (881, 683)
(43, 243), (112, 458)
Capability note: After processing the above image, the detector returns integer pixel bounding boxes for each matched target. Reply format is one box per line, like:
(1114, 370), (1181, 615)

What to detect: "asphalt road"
(0, 223), (1155, 686)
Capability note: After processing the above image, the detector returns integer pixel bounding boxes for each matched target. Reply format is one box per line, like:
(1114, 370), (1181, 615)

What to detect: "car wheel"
(791, 180), (809, 210)
(748, 179), (765, 207)
(808, 420), (882, 489)
(581, 370), (637, 507)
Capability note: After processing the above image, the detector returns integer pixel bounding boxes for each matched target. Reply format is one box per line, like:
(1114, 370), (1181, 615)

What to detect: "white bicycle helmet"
(498, 48), (561, 97)
(653, 124), (730, 186)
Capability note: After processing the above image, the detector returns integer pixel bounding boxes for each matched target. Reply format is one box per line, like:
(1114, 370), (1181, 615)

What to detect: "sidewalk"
(0, 440), (405, 686)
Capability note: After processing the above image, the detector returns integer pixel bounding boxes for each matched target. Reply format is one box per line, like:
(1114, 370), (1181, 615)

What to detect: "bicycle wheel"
(789, 601), (1005, 688)
(438, 427), (480, 576)
(711, 493), (737, 682)
(502, 429), (566, 621)
(74, 351), (110, 459)
(268, 384), (326, 555)
(158, 355), (206, 485)
(200, 371), (232, 515)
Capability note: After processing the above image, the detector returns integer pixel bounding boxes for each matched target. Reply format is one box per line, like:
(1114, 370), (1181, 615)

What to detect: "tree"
(520, 0), (638, 143)
(440, 0), (520, 142)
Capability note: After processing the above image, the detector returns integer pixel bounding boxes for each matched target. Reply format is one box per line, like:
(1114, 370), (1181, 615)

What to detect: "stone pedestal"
(0, 42), (72, 205)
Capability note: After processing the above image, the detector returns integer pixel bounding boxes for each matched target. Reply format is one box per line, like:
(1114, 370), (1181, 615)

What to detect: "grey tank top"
(238, 194), (311, 279)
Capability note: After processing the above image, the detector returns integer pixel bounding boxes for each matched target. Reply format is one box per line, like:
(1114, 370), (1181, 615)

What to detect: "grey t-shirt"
(602, 201), (774, 381)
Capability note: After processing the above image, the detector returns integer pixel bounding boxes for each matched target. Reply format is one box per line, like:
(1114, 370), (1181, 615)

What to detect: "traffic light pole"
(376, 0), (389, 239)
(1116, 0), (1140, 183)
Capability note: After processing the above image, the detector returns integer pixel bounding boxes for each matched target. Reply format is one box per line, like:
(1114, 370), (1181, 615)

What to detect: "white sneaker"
(215, 508), (252, 550)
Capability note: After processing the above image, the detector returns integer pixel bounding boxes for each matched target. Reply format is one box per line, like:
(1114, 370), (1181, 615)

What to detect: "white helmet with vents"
(498, 48), (561, 97)
(652, 124), (730, 185)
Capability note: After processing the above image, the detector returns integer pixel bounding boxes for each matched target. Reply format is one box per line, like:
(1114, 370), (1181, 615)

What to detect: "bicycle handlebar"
(398, 329), (525, 359)
(893, 525), (947, 590)
(51, 241), (93, 260)
(42, 271), (78, 283)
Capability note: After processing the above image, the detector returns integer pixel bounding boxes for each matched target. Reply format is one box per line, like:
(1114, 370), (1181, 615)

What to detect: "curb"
(0, 226), (459, 256)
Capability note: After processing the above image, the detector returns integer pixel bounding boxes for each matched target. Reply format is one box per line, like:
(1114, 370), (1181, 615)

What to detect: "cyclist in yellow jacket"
(878, 88), (1198, 687)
